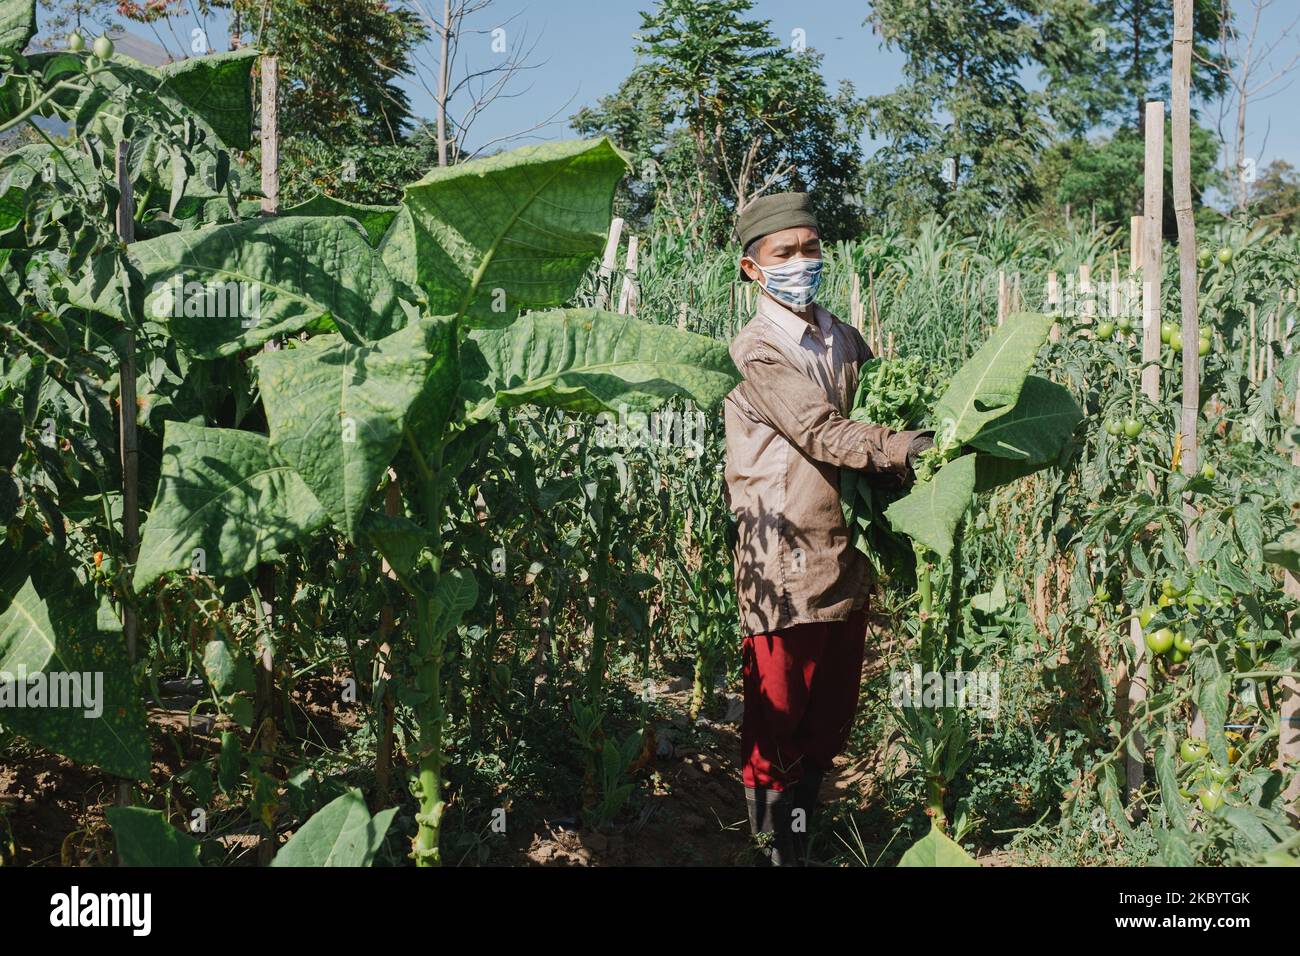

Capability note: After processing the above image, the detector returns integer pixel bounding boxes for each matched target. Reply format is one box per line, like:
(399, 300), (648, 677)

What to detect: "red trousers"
(741, 610), (867, 790)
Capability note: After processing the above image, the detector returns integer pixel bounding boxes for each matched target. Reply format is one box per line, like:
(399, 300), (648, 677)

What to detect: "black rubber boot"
(746, 786), (800, 866)
(787, 770), (824, 864)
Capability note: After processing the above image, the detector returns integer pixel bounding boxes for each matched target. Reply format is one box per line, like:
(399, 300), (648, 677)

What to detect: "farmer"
(724, 192), (932, 865)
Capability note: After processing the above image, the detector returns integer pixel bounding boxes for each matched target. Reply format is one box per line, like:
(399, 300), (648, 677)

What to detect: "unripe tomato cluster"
(65, 32), (113, 60)
(1137, 577), (1221, 665)
(1176, 734), (1242, 812)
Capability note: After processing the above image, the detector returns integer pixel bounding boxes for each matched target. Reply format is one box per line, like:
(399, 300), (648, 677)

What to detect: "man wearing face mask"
(723, 192), (933, 865)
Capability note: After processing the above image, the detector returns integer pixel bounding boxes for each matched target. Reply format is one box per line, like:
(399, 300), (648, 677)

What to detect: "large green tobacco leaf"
(897, 822), (978, 867)
(884, 453), (977, 559)
(286, 193), (399, 247)
(0, 0), (34, 52)
(931, 313), (1055, 451)
(156, 49), (259, 150)
(68, 216), (409, 357)
(391, 139), (628, 324)
(0, 574), (150, 779)
(252, 318), (458, 540)
(966, 375), (1082, 462)
(270, 789), (396, 867)
(134, 421), (329, 588)
(106, 807), (202, 866)
(460, 308), (740, 420)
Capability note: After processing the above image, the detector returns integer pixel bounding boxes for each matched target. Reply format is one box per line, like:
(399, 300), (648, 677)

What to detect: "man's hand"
(905, 431), (936, 470)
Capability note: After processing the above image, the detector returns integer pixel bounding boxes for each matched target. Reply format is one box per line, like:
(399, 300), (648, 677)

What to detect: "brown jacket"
(723, 295), (923, 637)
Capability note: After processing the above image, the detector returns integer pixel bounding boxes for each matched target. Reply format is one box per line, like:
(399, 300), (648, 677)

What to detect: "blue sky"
(39, 0), (1300, 188)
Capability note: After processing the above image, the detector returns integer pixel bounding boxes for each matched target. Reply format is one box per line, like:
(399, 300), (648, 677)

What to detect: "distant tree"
(573, 0), (867, 243)
(1086, 0), (1227, 133)
(862, 0), (1056, 230)
(1040, 122), (1220, 234)
(1248, 159), (1300, 233)
(254, 0), (428, 147)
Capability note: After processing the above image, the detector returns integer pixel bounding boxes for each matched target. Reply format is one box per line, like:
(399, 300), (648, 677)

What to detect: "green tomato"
(1198, 337), (1211, 357)
(1105, 418), (1123, 436)
(1123, 418), (1143, 438)
(1145, 626), (1175, 655)
(1093, 584), (1111, 604)
(1206, 764), (1231, 785)
(1216, 246), (1234, 265)
(93, 35), (114, 59)
(1161, 320), (1178, 342)
(1138, 605), (1158, 629)
(1096, 321), (1115, 341)
(1198, 783), (1225, 813)
(67, 31), (85, 52)
(1180, 738), (1209, 763)
(1117, 316), (1134, 334)
(1236, 617), (1252, 640)
(1197, 249), (1212, 269)
(1173, 630), (1195, 654)
(1200, 463), (1215, 480)
(1169, 648), (1187, 664)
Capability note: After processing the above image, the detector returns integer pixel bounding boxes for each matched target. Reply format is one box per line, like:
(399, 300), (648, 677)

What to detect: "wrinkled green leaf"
(286, 193), (398, 247)
(0, 574), (149, 779)
(0, 0), (34, 52)
(932, 313), (1055, 450)
(69, 216), (409, 357)
(885, 452), (977, 559)
(156, 48), (259, 149)
(967, 375), (1082, 462)
(461, 308), (739, 420)
(392, 138), (627, 323)
(134, 421), (329, 588)
(252, 317), (458, 540)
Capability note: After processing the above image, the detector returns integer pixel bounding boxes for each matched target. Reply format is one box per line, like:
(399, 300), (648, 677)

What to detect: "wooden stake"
(115, 141), (139, 811)
(595, 217), (623, 310)
(257, 53), (281, 864)
(1125, 98), (1166, 804)
(260, 56), (279, 215)
(1174, 1), (1207, 742)
(617, 235), (639, 315)
(1283, 361), (1300, 820)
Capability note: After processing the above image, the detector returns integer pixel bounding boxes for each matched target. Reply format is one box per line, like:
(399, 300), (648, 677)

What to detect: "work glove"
(905, 431), (936, 470)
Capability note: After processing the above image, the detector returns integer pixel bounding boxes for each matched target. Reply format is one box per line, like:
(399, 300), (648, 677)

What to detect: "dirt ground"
(1, 650), (914, 868)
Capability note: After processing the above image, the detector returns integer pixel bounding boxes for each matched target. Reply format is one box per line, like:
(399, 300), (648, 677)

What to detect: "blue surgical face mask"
(753, 256), (823, 308)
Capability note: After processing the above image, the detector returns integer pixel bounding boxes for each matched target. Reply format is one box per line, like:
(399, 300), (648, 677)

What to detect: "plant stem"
(407, 434), (448, 866)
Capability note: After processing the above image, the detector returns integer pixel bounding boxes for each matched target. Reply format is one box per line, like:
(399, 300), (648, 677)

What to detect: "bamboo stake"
(617, 235), (639, 315)
(1174, 2), (1207, 742)
(115, 141), (139, 811)
(260, 56), (279, 216)
(1283, 361), (1300, 820)
(1046, 271), (1060, 343)
(1079, 263), (1093, 325)
(594, 217), (623, 310)
(868, 267), (881, 354)
(256, 54), (280, 865)
(1125, 99), (1166, 804)
(850, 271), (863, 335)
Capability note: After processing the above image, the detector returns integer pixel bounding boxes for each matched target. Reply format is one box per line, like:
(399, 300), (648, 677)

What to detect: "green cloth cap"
(735, 192), (820, 280)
